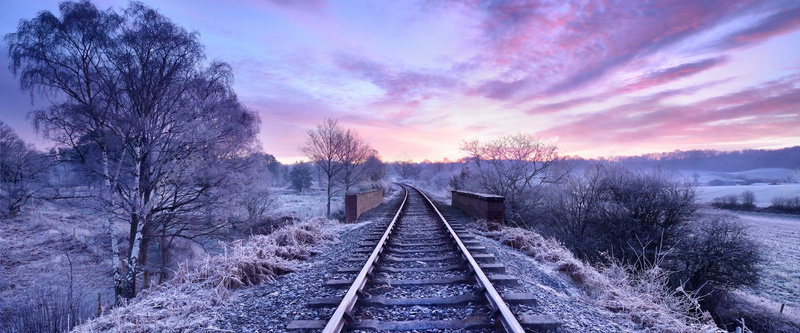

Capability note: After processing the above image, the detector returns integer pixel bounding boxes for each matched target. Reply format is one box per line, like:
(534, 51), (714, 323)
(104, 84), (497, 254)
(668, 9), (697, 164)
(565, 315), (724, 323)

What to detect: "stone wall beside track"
(344, 189), (384, 223)
(451, 190), (504, 223)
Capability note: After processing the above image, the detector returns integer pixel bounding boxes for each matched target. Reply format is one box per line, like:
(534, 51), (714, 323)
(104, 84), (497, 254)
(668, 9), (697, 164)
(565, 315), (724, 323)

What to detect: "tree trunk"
(102, 149), (124, 305)
(123, 146), (145, 299)
(326, 179), (332, 217)
(139, 236), (150, 289)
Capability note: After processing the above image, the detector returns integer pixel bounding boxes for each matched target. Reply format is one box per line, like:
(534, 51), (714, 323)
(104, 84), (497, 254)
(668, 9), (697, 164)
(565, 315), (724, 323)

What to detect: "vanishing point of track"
(288, 184), (559, 332)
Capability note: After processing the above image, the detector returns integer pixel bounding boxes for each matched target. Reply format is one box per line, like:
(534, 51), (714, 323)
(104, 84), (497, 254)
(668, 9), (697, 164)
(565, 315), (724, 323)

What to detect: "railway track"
(288, 184), (560, 332)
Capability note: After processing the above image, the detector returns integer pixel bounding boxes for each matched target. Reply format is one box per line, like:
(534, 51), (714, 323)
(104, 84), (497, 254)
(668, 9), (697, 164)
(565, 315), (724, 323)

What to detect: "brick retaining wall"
(344, 189), (384, 223)
(451, 190), (504, 223)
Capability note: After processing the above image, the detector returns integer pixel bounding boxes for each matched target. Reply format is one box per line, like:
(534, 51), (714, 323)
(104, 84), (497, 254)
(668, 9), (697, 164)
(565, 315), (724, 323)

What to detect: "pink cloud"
(452, 0), (795, 101)
(620, 56), (729, 93)
(333, 54), (462, 103)
(526, 76), (734, 115)
(715, 5), (800, 49)
(539, 74), (800, 152)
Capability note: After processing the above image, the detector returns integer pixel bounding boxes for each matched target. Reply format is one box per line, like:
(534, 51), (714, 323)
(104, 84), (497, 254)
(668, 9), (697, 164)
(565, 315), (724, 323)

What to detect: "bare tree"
(7, 1), (259, 301)
(0, 121), (49, 216)
(541, 164), (606, 255)
(460, 133), (559, 220)
(300, 119), (345, 217)
(362, 155), (386, 181)
(300, 118), (376, 216)
(339, 130), (376, 193)
(394, 160), (419, 180)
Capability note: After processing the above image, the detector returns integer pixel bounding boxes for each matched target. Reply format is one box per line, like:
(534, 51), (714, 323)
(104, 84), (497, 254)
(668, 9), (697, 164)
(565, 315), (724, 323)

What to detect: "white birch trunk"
(102, 149), (123, 305)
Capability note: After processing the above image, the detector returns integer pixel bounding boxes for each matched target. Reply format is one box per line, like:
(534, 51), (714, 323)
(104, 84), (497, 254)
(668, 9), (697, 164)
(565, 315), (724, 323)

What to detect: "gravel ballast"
(215, 188), (652, 332)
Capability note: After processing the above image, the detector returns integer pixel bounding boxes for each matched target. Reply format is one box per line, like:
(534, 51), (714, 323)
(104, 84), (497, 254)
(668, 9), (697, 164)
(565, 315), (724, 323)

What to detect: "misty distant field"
(736, 212), (800, 317)
(697, 184), (800, 207)
(678, 168), (799, 184)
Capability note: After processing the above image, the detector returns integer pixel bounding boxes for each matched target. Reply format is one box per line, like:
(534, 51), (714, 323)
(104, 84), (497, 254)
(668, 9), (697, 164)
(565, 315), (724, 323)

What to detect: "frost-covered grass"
(471, 220), (721, 333)
(678, 168), (798, 184)
(271, 187), (344, 220)
(734, 212), (800, 318)
(72, 217), (339, 333)
(697, 184), (800, 207)
(0, 199), (114, 332)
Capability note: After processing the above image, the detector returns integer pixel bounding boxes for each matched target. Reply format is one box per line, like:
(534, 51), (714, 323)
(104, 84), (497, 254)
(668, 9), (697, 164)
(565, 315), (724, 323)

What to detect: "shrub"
(540, 164), (697, 266)
(471, 220), (719, 332)
(770, 196), (800, 214)
(711, 291), (800, 332)
(668, 211), (763, 294)
(740, 190), (756, 209)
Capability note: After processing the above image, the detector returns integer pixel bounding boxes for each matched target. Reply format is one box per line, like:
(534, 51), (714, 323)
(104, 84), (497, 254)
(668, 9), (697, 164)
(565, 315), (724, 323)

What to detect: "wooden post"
(97, 292), (102, 316)
(780, 303), (785, 314)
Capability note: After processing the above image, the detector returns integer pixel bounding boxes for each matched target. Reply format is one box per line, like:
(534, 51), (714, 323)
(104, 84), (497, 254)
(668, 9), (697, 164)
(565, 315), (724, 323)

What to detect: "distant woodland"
(569, 146), (800, 172)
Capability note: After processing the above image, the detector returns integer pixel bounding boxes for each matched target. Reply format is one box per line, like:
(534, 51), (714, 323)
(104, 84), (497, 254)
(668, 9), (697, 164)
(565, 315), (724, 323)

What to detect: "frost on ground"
(734, 211), (800, 320)
(271, 187), (345, 220)
(0, 200), (114, 327)
(470, 220), (721, 333)
(72, 217), (339, 333)
(696, 184), (800, 207)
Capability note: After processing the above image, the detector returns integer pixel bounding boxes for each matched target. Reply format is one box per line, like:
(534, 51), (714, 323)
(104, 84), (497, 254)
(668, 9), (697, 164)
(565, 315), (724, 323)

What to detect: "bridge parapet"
(451, 191), (504, 223)
(344, 189), (384, 223)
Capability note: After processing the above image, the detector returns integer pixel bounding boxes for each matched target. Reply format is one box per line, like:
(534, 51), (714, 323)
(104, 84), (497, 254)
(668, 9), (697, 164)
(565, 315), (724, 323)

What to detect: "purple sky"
(2, 0), (799, 163)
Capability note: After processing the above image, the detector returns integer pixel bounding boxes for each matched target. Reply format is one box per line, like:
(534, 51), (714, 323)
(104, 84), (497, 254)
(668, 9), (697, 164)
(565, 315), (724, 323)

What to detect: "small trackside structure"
(344, 189), (384, 223)
(451, 190), (505, 223)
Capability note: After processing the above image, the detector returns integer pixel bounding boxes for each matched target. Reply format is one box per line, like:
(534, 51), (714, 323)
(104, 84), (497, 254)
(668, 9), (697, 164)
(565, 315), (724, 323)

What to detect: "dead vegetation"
(72, 217), (338, 332)
(473, 220), (722, 333)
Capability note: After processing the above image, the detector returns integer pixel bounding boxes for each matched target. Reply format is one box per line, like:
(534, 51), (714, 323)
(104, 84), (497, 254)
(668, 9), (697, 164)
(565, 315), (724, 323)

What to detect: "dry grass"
(72, 217), (338, 333)
(473, 220), (722, 333)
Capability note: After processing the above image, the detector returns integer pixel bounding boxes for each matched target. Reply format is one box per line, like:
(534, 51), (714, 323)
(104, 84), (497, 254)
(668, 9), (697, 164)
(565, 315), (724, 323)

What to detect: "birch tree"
(7, 1), (259, 301)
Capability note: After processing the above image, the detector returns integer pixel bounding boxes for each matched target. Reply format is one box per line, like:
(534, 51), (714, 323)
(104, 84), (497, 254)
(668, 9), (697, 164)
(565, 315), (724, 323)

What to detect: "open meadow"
(735, 211), (800, 319)
(696, 184), (800, 207)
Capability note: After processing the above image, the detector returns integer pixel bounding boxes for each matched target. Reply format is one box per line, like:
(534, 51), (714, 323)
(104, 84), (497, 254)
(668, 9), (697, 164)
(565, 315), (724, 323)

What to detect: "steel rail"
(321, 184), (409, 333)
(411, 185), (526, 333)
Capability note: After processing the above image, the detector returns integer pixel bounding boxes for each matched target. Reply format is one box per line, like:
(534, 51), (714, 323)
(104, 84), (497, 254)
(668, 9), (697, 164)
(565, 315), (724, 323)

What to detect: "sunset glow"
(2, 0), (799, 163)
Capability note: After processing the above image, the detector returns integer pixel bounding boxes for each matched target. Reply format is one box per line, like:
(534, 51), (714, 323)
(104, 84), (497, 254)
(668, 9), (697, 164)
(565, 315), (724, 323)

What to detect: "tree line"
(597, 146), (800, 173)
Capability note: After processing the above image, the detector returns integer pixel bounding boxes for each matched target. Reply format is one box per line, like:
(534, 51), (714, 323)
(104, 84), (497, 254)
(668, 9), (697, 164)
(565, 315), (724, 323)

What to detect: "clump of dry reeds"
(73, 217), (338, 332)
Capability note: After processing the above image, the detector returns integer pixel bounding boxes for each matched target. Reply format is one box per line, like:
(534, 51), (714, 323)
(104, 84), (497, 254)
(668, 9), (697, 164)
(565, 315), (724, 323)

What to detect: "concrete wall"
(344, 189), (384, 223)
(451, 190), (504, 223)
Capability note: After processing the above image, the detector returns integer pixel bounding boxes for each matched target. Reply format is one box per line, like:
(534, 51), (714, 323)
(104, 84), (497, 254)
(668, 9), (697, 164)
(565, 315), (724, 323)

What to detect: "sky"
(1, 0), (799, 163)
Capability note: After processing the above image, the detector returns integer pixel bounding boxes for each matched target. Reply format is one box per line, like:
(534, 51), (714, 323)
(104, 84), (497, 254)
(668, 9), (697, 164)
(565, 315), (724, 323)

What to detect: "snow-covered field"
(678, 168), (799, 184)
(736, 211), (800, 317)
(697, 184), (800, 207)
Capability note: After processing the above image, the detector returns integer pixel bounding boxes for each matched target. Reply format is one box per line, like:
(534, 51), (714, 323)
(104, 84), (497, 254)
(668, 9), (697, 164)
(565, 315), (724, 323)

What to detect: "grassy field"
(271, 187), (344, 220)
(735, 211), (800, 318)
(697, 184), (800, 207)
(678, 168), (799, 184)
